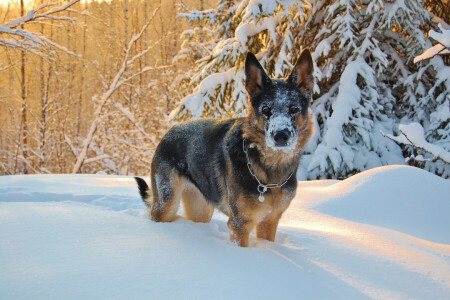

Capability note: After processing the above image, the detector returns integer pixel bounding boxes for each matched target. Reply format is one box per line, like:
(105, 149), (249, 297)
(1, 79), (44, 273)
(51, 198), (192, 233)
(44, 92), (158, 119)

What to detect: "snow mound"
(1, 166), (449, 299)
(299, 165), (450, 244)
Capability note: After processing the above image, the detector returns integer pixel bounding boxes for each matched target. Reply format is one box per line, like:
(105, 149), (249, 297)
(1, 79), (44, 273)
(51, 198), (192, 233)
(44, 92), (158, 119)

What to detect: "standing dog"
(135, 49), (314, 247)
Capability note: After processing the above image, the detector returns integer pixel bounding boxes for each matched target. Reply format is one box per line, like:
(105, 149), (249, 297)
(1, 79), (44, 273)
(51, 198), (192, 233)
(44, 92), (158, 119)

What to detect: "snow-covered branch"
(0, 0), (80, 56)
(72, 6), (160, 174)
(414, 23), (450, 63)
(382, 123), (450, 164)
(83, 154), (110, 165)
(114, 103), (156, 145)
(3, 0), (80, 29)
(64, 134), (79, 158)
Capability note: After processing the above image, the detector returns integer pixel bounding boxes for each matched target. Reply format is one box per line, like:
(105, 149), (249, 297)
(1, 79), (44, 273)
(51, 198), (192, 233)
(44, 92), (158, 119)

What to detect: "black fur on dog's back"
(152, 119), (235, 208)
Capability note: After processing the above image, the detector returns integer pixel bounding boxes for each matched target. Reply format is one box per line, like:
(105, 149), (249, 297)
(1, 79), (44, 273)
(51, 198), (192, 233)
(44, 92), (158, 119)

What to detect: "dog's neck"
(241, 119), (301, 184)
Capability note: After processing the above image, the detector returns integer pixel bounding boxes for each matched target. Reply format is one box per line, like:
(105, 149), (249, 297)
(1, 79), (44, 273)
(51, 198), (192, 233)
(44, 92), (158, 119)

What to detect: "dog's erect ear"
(245, 52), (272, 96)
(288, 49), (314, 91)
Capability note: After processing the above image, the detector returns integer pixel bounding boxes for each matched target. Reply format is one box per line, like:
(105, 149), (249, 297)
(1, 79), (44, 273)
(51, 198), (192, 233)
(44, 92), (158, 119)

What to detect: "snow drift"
(0, 165), (449, 299)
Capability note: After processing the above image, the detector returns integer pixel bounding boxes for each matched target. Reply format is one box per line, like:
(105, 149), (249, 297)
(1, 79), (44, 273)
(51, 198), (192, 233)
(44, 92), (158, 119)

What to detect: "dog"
(135, 49), (314, 247)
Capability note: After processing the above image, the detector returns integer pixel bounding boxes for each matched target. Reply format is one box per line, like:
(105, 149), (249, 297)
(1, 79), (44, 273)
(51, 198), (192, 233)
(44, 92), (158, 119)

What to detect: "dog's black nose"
(272, 129), (291, 146)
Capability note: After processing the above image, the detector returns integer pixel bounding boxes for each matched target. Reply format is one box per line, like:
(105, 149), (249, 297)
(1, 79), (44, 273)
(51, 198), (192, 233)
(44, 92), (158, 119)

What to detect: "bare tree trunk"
(123, 0), (131, 175)
(20, 0), (28, 174)
(76, 4), (88, 147)
(199, 0), (204, 43)
(158, 0), (165, 64)
(143, 0), (148, 73)
(124, 0), (129, 48)
(171, 0), (178, 55)
(137, 2), (143, 105)
(66, 10), (72, 110)
(4, 49), (19, 174)
(107, 0), (114, 83)
(40, 0), (46, 171)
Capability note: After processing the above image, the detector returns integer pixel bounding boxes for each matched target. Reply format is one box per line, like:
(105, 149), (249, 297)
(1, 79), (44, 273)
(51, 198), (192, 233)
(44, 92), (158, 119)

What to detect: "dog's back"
(146, 118), (240, 217)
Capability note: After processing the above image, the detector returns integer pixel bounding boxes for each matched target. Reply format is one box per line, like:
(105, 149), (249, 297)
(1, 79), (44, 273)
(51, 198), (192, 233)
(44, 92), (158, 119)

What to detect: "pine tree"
(408, 23), (450, 177)
(173, 0), (450, 179)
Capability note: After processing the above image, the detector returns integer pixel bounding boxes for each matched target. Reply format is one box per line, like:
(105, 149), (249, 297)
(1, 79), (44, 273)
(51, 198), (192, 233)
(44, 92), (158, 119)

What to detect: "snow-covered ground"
(0, 165), (449, 299)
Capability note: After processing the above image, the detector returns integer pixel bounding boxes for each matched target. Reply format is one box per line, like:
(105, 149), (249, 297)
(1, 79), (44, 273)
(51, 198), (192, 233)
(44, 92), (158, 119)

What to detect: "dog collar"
(242, 140), (295, 202)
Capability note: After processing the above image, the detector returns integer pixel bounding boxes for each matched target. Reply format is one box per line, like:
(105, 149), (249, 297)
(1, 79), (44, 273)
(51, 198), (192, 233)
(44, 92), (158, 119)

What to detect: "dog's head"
(244, 49), (314, 154)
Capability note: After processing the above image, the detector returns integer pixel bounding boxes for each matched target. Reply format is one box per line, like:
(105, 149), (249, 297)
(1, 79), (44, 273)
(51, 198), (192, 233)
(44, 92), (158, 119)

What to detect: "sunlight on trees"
(0, 0), (448, 178)
(0, 0), (208, 174)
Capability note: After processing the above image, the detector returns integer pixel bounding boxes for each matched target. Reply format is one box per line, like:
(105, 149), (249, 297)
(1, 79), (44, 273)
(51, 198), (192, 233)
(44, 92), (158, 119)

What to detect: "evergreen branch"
(382, 123), (450, 164)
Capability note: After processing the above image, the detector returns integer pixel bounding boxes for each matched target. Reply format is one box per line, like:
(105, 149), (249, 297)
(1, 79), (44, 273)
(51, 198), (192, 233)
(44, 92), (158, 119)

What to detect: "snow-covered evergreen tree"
(410, 23), (450, 177)
(172, 0), (450, 179)
(171, 0), (310, 119)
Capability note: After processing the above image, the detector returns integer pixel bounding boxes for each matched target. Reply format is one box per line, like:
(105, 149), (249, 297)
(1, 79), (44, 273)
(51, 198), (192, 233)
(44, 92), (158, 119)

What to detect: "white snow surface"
(0, 165), (449, 299)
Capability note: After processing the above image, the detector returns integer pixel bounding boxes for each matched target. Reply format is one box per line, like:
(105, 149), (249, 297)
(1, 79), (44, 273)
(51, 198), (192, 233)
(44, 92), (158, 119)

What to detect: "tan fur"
(182, 186), (214, 223)
(150, 172), (182, 222)
(297, 63), (314, 91)
(225, 151), (293, 247)
(145, 51), (315, 247)
(150, 173), (215, 223)
(256, 214), (281, 242)
(247, 64), (264, 94)
(227, 215), (255, 247)
(255, 188), (292, 242)
(296, 111), (315, 150)
(223, 109), (314, 246)
(150, 110), (313, 245)
(241, 111), (314, 183)
(226, 172), (293, 246)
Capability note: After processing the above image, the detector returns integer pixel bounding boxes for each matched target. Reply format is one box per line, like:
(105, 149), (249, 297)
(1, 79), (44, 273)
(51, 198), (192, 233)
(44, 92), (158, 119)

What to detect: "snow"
(171, 67), (249, 120)
(235, 14), (281, 46)
(414, 24), (450, 63)
(321, 58), (369, 148)
(429, 24), (450, 48)
(383, 123), (450, 163)
(414, 44), (448, 64)
(1, 166), (449, 299)
(265, 115), (298, 152)
(0, 0), (80, 54)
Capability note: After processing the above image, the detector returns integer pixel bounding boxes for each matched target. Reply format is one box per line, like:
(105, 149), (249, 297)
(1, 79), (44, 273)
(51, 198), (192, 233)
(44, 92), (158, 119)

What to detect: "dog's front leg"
(225, 175), (258, 246)
(227, 216), (254, 247)
(226, 192), (255, 247)
(256, 213), (282, 242)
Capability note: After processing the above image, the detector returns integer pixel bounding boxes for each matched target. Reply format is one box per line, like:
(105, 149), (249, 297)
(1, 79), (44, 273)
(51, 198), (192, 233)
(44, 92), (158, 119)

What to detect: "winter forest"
(0, 0), (449, 179)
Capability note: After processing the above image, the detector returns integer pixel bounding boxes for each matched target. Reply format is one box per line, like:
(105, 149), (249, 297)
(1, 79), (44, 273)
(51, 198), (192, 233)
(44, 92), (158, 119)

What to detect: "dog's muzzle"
(271, 129), (291, 147)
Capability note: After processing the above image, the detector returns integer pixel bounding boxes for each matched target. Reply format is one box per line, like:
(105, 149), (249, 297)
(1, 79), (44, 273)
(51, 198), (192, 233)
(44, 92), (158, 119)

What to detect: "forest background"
(0, 0), (449, 179)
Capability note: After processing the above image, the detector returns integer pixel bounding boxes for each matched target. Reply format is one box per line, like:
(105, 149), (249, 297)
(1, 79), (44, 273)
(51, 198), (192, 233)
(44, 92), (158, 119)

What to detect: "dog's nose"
(272, 129), (291, 146)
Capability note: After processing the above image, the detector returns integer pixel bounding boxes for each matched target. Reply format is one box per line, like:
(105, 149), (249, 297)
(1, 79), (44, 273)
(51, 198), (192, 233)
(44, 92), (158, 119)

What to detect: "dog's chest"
(239, 188), (293, 224)
(264, 189), (293, 212)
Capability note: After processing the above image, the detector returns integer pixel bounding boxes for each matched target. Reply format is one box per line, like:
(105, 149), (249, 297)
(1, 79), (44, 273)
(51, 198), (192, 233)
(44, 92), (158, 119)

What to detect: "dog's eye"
(289, 105), (299, 115)
(261, 106), (272, 117)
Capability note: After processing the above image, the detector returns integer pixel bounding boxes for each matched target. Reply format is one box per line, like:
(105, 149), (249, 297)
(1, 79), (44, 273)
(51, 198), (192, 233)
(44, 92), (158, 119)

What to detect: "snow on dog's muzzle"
(265, 115), (297, 151)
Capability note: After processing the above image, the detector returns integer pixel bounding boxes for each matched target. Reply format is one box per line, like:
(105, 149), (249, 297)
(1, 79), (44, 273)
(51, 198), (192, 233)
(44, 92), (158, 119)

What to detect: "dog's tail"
(134, 177), (151, 208)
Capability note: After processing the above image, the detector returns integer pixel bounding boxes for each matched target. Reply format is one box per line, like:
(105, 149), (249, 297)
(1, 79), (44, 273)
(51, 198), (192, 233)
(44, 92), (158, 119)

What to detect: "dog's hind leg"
(182, 185), (214, 223)
(149, 166), (182, 222)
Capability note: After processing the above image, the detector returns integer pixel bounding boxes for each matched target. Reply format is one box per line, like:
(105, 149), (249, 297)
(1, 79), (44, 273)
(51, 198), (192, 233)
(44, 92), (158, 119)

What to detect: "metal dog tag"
(258, 194), (265, 202)
(258, 184), (267, 202)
